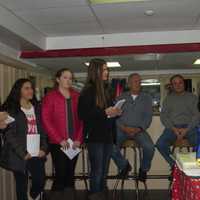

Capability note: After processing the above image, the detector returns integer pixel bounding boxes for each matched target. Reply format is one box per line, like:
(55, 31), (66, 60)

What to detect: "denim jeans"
(87, 143), (112, 193)
(156, 125), (198, 168)
(111, 129), (155, 172)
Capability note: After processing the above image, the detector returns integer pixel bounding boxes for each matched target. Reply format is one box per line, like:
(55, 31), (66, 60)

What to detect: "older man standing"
(156, 74), (200, 168)
(111, 73), (155, 182)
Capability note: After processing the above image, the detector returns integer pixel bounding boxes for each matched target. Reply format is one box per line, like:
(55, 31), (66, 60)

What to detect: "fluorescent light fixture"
(107, 62), (121, 68)
(193, 59), (200, 65)
(89, 0), (150, 4)
(85, 62), (121, 68)
(141, 79), (160, 86)
(142, 79), (159, 83)
(141, 82), (160, 86)
(134, 54), (163, 61)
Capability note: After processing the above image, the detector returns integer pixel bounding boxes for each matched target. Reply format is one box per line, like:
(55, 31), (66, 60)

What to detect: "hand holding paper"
(61, 138), (81, 160)
(114, 99), (126, 109)
(5, 115), (15, 124)
(106, 99), (125, 118)
(60, 140), (70, 149)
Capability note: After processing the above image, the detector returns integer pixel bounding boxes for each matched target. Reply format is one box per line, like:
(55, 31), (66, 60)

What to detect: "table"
(172, 164), (200, 200)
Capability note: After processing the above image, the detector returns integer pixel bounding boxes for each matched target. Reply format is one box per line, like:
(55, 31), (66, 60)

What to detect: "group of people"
(0, 58), (199, 200)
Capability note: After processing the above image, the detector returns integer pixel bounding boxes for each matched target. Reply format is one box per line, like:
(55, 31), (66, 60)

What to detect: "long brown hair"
(85, 58), (109, 108)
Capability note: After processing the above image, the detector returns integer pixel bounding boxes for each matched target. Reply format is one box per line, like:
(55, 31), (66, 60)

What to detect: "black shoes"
(117, 163), (148, 182)
(138, 168), (147, 182)
(117, 162), (132, 178)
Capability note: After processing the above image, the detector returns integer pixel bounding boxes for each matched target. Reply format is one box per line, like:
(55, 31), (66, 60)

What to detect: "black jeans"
(13, 157), (46, 200)
(50, 144), (78, 191)
(87, 143), (112, 193)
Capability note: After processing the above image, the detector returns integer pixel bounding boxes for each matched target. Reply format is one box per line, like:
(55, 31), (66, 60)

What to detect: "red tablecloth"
(172, 164), (200, 200)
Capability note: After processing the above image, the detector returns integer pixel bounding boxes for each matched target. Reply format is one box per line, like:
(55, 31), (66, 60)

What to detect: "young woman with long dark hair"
(41, 68), (83, 199)
(78, 58), (121, 200)
(0, 78), (48, 200)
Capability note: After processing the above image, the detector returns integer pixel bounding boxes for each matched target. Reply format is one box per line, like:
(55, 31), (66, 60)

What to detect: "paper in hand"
(5, 115), (15, 124)
(107, 99), (126, 118)
(60, 138), (81, 160)
(114, 99), (126, 109)
(27, 134), (40, 157)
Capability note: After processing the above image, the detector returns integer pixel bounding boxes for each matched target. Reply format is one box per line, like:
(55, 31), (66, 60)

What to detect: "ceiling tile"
(0, 0), (88, 11)
(14, 6), (95, 25)
(101, 18), (196, 34)
(1, 0), (200, 39)
(93, 0), (200, 33)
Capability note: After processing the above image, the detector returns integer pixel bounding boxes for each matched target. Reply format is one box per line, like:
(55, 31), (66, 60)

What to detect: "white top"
(131, 95), (138, 101)
(21, 106), (38, 134)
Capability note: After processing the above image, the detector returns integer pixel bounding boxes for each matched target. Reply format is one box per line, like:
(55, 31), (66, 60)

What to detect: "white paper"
(5, 115), (15, 124)
(60, 138), (81, 160)
(176, 152), (200, 177)
(26, 134), (40, 157)
(107, 99), (126, 118)
(114, 99), (126, 109)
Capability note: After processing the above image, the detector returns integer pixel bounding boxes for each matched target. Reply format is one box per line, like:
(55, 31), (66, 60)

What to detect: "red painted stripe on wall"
(20, 43), (200, 59)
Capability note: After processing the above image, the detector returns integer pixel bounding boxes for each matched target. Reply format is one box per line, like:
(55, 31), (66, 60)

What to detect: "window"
(141, 79), (160, 114)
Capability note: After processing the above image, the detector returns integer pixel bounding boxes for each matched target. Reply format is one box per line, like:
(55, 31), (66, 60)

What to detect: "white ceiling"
(27, 52), (200, 73)
(0, 0), (200, 74)
(0, 0), (200, 36)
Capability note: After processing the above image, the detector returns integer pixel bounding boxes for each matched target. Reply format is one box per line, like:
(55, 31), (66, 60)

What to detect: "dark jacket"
(0, 105), (48, 173)
(78, 85), (116, 144)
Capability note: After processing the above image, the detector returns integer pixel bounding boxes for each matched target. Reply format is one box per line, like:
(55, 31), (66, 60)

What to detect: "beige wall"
(0, 64), (53, 103)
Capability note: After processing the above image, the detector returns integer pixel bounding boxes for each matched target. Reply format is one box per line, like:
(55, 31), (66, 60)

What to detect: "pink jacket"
(41, 89), (83, 144)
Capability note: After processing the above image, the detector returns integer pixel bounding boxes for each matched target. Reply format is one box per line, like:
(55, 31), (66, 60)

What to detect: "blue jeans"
(87, 143), (112, 193)
(111, 130), (155, 172)
(156, 126), (198, 168)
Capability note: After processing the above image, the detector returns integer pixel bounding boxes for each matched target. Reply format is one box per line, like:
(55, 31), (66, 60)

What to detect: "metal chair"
(77, 144), (89, 191)
(113, 139), (145, 200)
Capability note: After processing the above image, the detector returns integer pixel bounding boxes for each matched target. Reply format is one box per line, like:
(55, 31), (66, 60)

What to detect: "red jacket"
(41, 89), (83, 144)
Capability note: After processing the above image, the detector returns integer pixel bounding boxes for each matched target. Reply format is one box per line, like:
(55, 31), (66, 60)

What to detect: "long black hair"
(1, 78), (38, 114)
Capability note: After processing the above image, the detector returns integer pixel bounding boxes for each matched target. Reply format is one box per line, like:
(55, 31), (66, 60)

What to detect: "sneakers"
(138, 168), (147, 182)
(117, 162), (132, 178)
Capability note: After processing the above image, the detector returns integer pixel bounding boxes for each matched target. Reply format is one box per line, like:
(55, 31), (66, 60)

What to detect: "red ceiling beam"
(20, 43), (200, 59)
